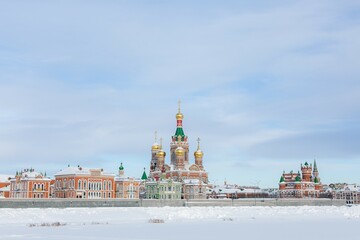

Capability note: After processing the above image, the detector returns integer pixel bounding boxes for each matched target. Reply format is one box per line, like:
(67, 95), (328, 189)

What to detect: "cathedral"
(279, 160), (323, 198)
(149, 102), (208, 199)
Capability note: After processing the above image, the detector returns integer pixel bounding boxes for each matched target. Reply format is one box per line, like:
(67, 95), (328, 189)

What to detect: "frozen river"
(0, 206), (359, 239)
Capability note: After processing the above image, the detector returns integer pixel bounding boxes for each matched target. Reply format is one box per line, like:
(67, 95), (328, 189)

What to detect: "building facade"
(279, 160), (323, 198)
(114, 163), (141, 199)
(182, 179), (207, 200)
(9, 169), (51, 198)
(149, 102), (208, 199)
(54, 166), (115, 199)
(333, 184), (360, 204)
(0, 175), (12, 198)
(145, 179), (182, 200)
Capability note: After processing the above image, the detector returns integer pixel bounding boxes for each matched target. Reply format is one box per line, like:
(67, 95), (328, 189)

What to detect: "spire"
(141, 167), (148, 180)
(173, 101), (186, 141)
(313, 158), (319, 178)
(313, 159), (318, 172)
(152, 131), (160, 151)
(194, 137), (204, 159)
(160, 137), (163, 149)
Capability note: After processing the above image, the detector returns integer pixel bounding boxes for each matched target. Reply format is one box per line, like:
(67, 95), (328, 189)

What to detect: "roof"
(0, 175), (13, 182)
(12, 171), (50, 181)
(141, 170), (148, 180)
(183, 179), (206, 185)
(0, 185), (10, 191)
(114, 176), (140, 182)
(54, 166), (115, 177)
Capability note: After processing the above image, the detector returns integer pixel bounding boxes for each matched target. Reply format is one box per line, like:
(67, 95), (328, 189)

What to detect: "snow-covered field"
(0, 206), (359, 240)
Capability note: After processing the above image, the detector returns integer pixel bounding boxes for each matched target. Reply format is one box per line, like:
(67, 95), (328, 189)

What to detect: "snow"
(0, 175), (13, 182)
(0, 206), (359, 239)
(54, 167), (115, 177)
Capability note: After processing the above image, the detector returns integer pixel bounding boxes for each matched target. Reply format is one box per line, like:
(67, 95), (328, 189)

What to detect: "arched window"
(84, 180), (87, 189)
(78, 180), (82, 189)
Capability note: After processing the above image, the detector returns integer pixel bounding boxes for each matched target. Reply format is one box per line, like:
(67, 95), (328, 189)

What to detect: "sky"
(0, 0), (360, 188)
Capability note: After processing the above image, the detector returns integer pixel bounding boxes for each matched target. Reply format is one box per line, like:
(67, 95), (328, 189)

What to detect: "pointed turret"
(313, 159), (319, 178)
(141, 168), (148, 181)
(279, 175), (285, 183)
(172, 100), (187, 142)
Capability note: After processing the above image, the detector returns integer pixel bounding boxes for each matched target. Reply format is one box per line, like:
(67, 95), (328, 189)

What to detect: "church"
(149, 102), (208, 199)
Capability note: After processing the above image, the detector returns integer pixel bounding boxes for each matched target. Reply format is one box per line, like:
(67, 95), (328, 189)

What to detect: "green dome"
(119, 163), (124, 171)
(295, 172), (301, 182)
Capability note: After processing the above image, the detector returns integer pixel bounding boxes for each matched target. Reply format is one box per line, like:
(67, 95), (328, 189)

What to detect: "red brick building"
(279, 160), (323, 198)
(9, 169), (51, 198)
(54, 165), (115, 198)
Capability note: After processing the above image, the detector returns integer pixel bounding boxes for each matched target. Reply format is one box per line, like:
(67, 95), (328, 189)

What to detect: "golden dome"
(175, 147), (184, 156)
(194, 149), (203, 158)
(157, 150), (166, 158)
(152, 143), (160, 151)
(176, 112), (183, 120)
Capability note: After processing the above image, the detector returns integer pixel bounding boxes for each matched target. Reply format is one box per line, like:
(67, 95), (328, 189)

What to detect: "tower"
(150, 131), (160, 172)
(301, 162), (312, 182)
(170, 100), (189, 169)
(194, 137), (204, 170)
(313, 159), (322, 192)
(119, 163), (124, 177)
(156, 138), (166, 171)
(313, 159), (319, 179)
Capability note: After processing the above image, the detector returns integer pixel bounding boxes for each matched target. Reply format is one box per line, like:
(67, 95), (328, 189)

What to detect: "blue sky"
(0, 1), (360, 187)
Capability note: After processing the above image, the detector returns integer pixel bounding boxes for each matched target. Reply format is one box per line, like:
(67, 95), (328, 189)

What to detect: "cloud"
(0, 0), (359, 186)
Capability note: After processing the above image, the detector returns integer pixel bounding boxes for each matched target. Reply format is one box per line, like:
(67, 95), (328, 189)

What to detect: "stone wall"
(0, 198), (345, 208)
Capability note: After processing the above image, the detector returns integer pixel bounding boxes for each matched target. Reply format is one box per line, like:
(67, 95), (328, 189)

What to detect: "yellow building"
(115, 163), (141, 199)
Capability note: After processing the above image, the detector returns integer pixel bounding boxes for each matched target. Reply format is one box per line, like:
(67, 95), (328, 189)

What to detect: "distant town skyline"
(0, 1), (360, 187)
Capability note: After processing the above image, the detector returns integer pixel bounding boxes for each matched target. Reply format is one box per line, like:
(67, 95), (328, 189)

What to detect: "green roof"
(304, 162), (309, 166)
(279, 176), (285, 183)
(295, 172), (301, 182)
(141, 169), (148, 180)
(173, 127), (186, 141)
(314, 177), (319, 183)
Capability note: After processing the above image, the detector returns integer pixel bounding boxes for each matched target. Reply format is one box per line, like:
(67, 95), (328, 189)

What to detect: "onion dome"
(157, 150), (166, 158)
(194, 137), (203, 158)
(194, 149), (203, 158)
(152, 143), (160, 151)
(176, 112), (183, 120)
(119, 162), (124, 171)
(175, 147), (185, 156)
(151, 131), (161, 150)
